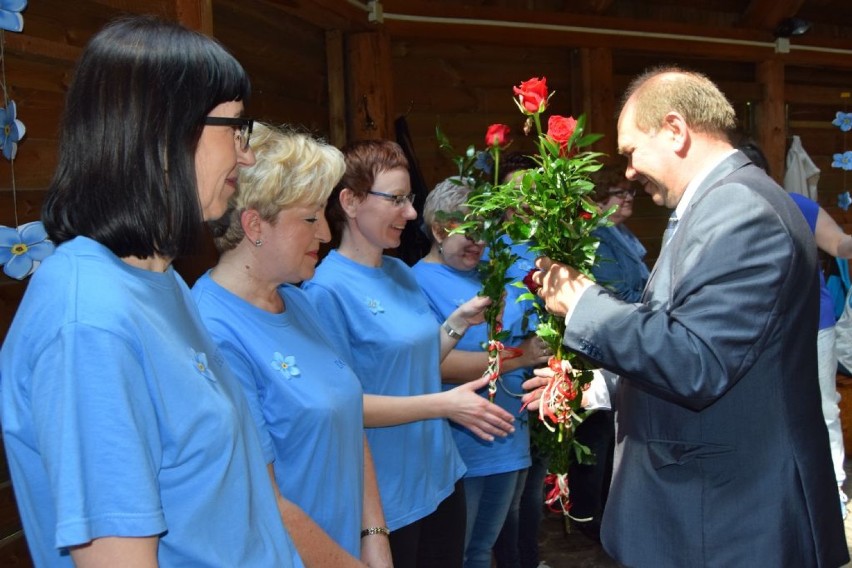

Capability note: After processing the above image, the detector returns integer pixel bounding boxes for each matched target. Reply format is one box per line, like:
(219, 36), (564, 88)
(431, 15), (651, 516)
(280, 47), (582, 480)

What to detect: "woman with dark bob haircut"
(0, 16), (301, 567)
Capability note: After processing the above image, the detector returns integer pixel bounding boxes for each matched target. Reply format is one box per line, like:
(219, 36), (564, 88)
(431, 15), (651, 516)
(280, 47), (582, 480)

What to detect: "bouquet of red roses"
(453, 76), (607, 513)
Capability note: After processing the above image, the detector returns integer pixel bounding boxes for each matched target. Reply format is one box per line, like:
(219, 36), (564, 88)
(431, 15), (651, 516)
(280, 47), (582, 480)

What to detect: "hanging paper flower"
(833, 111), (852, 132)
(832, 151), (852, 171)
(0, 221), (55, 279)
(271, 352), (301, 379)
(840, 192), (852, 212)
(0, 100), (26, 160)
(0, 0), (25, 33)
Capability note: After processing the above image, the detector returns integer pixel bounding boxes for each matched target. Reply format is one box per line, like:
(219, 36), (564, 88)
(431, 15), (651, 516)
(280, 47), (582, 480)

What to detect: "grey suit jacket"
(564, 152), (848, 567)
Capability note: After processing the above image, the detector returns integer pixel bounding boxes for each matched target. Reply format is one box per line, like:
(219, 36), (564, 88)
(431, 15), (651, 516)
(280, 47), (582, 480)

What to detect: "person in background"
(528, 67), (847, 567)
(0, 17), (300, 566)
(193, 123), (391, 567)
(738, 137), (851, 518)
(490, 151), (552, 568)
(303, 139), (516, 568)
(412, 177), (550, 568)
(590, 164), (649, 303)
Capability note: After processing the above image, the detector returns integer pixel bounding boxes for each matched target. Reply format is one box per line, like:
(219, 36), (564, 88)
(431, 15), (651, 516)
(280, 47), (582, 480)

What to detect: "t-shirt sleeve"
(215, 342), (275, 463)
(302, 282), (354, 365)
(30, 323), (166, 548)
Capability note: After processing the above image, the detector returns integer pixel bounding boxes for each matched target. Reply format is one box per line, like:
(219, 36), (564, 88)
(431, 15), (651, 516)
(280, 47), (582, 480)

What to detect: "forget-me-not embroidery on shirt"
(271, 352), (301, 380)
(366, 298), (384, 315)
(189, 348), (216, 381)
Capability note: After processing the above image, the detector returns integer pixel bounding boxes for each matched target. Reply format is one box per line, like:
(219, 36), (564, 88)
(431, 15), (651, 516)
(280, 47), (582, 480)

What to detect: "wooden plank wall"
(392, 40), (852, 265)
(0, 1), (851, 564)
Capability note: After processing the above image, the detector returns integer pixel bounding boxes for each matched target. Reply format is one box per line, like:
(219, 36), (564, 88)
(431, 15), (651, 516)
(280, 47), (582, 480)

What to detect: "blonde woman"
(193, 124), (390, 567)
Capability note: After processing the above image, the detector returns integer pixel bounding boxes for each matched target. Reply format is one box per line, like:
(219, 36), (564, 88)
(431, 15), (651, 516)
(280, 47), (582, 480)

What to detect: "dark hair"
(733, 135), (771, 175)
(326, 139), (409, 236)
(499, 151), (537, 184)
(43, 16), (251, 259)
(591, 161), (634, 202)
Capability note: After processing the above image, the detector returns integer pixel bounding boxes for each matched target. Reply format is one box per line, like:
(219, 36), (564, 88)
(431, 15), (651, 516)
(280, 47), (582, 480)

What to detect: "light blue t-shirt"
(303, 250), (466, 531)
(192, 274), (365, 557)
(0, 237), (299, 567)
(411, 261), (532, 477)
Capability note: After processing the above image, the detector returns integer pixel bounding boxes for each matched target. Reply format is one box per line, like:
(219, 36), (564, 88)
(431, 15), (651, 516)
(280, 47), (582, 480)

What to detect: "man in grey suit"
(529, 68), (849, 567)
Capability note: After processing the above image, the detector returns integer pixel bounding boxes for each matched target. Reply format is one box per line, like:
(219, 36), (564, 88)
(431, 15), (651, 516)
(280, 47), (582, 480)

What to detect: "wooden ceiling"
(388, 0), (852, 41)
(256, 0), (852, 72)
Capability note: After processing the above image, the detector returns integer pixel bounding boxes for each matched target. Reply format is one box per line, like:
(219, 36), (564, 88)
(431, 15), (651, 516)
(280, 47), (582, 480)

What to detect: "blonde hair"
(215, 123), (345, 251)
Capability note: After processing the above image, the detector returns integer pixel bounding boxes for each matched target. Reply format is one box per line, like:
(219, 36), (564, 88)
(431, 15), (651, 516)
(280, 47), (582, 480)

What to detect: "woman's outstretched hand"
(441, 375), (515, 441)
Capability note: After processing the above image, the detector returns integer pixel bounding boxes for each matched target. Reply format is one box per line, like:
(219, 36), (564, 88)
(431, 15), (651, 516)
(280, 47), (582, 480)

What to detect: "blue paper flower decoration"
(0, 0), (25, 33)
(271, 352), (301, 379)
(839, 191), (852, 212)
(0, 221), (55, 279)
(832, 151), (852, 171)
(0, 100), (25, 160)
(833, 111), (852, 132)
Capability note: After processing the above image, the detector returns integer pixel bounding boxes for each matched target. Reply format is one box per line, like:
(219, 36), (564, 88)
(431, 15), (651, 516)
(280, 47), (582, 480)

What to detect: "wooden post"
(326, 30), (347, 148)
(756, 60), (786, 183)
(175, 0), (213, 34)
(346, 30), (394, 141)
(578, 47), (616, 159)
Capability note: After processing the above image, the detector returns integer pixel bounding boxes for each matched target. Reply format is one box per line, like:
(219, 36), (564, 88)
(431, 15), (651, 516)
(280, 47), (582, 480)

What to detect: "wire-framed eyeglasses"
(368, 190), (416, 207)
(203, 116), (255, 151)
(607, 187), (636, 199)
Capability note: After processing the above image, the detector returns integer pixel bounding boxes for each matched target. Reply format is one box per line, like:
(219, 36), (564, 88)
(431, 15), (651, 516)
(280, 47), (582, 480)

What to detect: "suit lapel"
(640, 151), (751, 305)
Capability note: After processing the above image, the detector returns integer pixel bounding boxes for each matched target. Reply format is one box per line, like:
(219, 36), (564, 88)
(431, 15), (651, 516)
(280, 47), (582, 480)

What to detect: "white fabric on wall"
(784, 134), (820, 201)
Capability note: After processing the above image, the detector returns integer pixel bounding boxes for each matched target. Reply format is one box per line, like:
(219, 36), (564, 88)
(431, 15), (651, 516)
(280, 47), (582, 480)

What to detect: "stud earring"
(255, 239), (263, 247)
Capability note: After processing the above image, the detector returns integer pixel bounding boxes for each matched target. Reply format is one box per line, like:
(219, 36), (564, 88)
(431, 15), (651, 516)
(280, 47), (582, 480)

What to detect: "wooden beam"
(740, 0), (805, 31)
(326, 30), (347, 147)
(578, 47), (617, 159)
(380, 0), (852, 70)
(90, 0), (171, 16)
(586, 0), (616, 15)
(3, 35), (82, 63)
(382, 0), (773, 43)
(176, 0), (213, 34)
(755, 60), (786, 183)
(259, 0), (372, 32)
(346, 30), (395, 141)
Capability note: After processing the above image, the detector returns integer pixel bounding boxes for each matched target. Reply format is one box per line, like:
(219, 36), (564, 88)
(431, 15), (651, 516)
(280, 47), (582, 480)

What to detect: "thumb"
(467, 375), (492, 391)
(535, 256), (553, 271)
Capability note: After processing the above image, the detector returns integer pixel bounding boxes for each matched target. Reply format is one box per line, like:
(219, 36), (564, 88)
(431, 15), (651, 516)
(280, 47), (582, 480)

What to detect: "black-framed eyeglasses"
(203, 116), (254, 151)
(368, 190), (416, 207)
(607, 187), (636, 199)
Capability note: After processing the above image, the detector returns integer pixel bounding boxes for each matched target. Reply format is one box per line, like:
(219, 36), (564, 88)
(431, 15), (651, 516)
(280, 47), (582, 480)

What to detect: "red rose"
(547, 115), (578, 157)
(485, 124), (511, 148)
(522, 268), (541, 294)
(513, 77), (549, 114)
